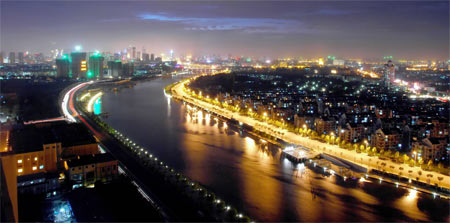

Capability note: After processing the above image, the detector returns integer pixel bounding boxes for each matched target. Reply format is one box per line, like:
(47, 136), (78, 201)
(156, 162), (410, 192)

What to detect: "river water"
(100, 76), (448, 222)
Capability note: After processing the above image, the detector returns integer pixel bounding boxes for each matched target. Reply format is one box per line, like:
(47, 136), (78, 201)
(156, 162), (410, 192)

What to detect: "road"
(171, 78), (450, 191)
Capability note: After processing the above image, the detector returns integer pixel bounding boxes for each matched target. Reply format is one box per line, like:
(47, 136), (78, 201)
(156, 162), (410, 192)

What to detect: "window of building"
(32, 166), (37, 171)
(17, 159), (22, 164)
(18, 168), (23, 173)
(39, 165), (44, 169)
(34, 157), (38, 161)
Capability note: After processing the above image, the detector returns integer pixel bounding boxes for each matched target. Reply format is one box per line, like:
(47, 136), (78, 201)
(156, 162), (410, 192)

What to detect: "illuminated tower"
(132, 46), (136, 59)
(383, 59), (395, 89)
(88, 53), (105, 79)
(70, 52), (87, 79)
(56, 55), (70, 78)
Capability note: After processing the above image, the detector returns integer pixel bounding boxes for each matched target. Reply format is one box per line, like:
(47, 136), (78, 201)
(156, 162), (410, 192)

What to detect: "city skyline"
(1, 1), (448, 60)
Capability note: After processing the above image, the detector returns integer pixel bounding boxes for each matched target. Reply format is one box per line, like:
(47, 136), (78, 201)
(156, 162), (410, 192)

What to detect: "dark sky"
(1, 1), (448, 59)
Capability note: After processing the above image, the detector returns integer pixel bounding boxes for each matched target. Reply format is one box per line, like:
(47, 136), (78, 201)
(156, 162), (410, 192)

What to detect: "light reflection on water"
(101, 77), (449, 222)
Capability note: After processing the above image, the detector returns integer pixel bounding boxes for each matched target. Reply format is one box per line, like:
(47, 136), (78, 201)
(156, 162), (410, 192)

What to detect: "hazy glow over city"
(1, 1), (448, 59)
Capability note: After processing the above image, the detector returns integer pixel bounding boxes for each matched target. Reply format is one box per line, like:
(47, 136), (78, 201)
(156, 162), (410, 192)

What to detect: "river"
(99, 75), (449, 222)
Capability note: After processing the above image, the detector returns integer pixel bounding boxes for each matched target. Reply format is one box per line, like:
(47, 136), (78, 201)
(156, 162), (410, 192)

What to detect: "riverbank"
(167, 76), (450, 198)
(72, 79), (253, 222)
(86, 75), (449, 221)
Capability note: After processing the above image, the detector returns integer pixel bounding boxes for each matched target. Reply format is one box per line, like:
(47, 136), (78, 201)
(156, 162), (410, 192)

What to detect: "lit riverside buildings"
(70, 52), (87, 79)
(88, 53), (105, 79)
(107, 61), (122, 78)
(55, 55), (70, 78)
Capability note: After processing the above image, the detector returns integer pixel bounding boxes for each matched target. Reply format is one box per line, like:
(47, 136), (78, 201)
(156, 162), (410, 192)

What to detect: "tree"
(384, 150), (391, 158)
(403, 154), (410, 164)
(437, 162), (444, 170)
(427, 160), (433, 170)
(394, 151), (400, 160)
(360, 144), (365, 151)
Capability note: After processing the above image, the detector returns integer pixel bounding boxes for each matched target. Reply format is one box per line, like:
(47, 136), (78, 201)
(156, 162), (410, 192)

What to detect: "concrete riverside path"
(171, 78), (450, 191)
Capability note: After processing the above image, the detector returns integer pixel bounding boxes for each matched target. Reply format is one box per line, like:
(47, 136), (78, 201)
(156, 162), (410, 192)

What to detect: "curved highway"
(61, 82), (212, 222)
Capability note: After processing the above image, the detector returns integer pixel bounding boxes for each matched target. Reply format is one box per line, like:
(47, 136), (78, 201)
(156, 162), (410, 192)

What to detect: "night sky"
(1, 1), (448, 59)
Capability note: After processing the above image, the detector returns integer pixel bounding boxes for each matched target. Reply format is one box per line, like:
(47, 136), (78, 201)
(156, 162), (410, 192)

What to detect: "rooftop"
(9, 121), (96, 154)
(66, 153), (116, 168)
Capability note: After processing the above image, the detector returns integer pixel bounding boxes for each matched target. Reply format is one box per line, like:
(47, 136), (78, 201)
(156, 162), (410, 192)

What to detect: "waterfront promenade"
(170, 78), (450, 191)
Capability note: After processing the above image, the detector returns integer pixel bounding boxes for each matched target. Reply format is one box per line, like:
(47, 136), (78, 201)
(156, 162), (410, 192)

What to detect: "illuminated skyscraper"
(150, 53), (154, 61)
(383, 59), (395, 89)
(0, 52), (3, 65)
(56, 55), (70, 78)
(132, 46), (136, 59)
(88, 53), (105, 79)
(71, 52), (87, 79)
(8, 52), (15, 64)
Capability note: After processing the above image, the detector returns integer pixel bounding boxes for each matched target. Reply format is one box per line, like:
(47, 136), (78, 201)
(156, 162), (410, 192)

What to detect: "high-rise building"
(56, 55), (70, 78)
(383, 60), (395, 89)
(137, 51), (141, 61)
(17, 52), (24, 64)
(142, 53), (149, 62)
(107, 61), (122, 78)
(8, 52), (15, 64)
(150, 53), (155, 61)
(122, 63), (134, 77)
(71, 52), (87, 79)
(132, 46), (136, 59)
(0, 52), (3, 65)
(88, 53), (105, 79)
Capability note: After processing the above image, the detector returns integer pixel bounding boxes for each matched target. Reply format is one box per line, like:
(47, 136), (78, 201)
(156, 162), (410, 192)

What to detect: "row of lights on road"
(108, 128), (248, 220)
